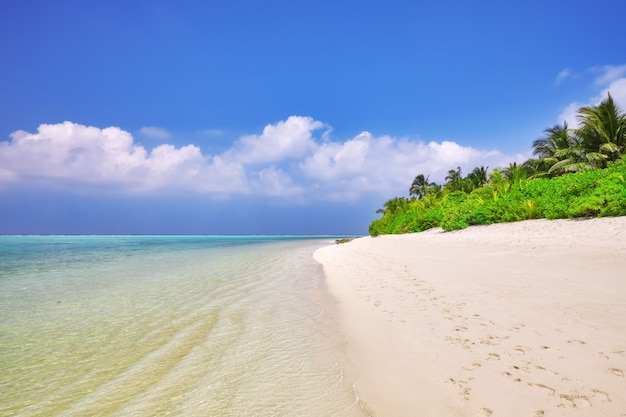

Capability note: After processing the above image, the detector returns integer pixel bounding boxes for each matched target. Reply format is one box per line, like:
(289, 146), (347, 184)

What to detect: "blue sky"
(1, 0), (626, 234)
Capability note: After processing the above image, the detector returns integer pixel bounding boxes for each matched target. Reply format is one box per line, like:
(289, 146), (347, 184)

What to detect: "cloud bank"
(0, 116), (517, 200)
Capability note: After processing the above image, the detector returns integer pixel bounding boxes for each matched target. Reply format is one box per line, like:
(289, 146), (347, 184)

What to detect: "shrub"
(413, 206), (444, 231)
(368, 163), (626, 235)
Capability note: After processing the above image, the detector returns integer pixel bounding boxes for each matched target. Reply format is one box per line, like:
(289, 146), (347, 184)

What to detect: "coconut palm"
(409, 174), (436, 199)
(577, 93), (626, 163)
(444, 166), (463, 191)
(533, 122), (572, 159)
(531, 122), (575, 175)
(445, 166), (462, 182)
(465, 166), (489, 190)
(530, 121), (604, 176)
(547, 133), (605, 175)
(376, 197), (410, 216)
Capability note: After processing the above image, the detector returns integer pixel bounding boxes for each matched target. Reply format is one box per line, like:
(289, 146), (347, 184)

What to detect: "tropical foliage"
(370, 95), (626, 236)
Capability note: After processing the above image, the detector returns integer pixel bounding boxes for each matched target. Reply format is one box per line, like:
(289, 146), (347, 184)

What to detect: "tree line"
(370, 94), (626, 235)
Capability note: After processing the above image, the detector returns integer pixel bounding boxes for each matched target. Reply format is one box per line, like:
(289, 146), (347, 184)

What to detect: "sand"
(314, 217), (626, 417)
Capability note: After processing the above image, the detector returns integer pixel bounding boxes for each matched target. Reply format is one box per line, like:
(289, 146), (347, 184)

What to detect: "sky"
(1, 0), (626, 235)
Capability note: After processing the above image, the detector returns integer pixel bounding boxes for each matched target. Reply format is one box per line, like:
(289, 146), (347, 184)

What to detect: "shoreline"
(314, 217), (626, 416)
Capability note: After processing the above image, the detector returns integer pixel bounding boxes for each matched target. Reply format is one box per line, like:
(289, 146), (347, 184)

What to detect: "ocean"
(0, 236), (369, 417)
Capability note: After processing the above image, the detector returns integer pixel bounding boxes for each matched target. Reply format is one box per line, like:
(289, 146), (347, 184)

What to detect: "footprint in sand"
(567, 340), (586, 345)
(480, 335), (498, 346)
(500, 370), (522, 382)
(442, 309), (455, 320)
(462, 362), (482, 371)
(559, 393), (591, 408)
(478, 407), (493, 416)
(528, 382), (556, 396)
(481, 334), (510, 346)
(487, 353), (500, 361)
(446, 377), (472, 400)
(445, 335), (473, 351)
(514, 345), (530, 355)
(591, 388), (611, 402)
(609, 368), (624, 377)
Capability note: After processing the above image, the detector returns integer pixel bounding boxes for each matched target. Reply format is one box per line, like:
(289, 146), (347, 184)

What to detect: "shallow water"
(0, 236), (368, 417)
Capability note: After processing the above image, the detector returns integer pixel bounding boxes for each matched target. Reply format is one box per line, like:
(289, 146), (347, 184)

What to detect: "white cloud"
(555, 68), (573, 85)
(592, 64), (626, 85)
(600, 77), (626, 109)
(557, 64), (626, 128)
(253, 166), (302, 196)
(138, 126), (171, 140)
(557, 101), (584, 129)
(224, 116), (325, 164)
(300, 132), (507, 199)
(0, 121), (247, 193)
(0, 118), (518, 200)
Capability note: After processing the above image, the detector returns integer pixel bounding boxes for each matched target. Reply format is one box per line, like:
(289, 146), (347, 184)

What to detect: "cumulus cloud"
(0, 117), (515, 200)
(0, 121), (247, 193)
(557, 101), (584, 129)
(592, 64), (626, 85)
(224, 116), (326, 164)
(300, 132), (506, 199)
(138, 126), (172, 140)
(253, 166), (303, 196)
(557, 65), (626, 128)
(600, 77), (626, 109)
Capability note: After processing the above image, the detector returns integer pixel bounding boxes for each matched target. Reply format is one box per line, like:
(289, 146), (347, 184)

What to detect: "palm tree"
(376, 197), (410, 216)
(409, 174), (436, 199)
(547, 133), (604, 175)
(531, 122), (576, 175)
(577, 93), (626, 163)
(445, 166), (462, 182)
(444, 166), (463, 191)
(530, 121), (603, 176)
(465, 166), (489, 190)
(533, 122), (572, 158)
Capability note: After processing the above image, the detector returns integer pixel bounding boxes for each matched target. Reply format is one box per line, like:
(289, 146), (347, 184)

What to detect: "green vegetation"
(370, 94), (626, 236)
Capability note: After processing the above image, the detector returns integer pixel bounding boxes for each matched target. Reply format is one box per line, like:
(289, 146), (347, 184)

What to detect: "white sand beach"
(314, 217), (626, 417)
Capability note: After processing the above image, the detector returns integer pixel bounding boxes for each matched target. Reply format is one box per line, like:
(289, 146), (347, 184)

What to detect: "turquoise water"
(0, 236), (368, 416)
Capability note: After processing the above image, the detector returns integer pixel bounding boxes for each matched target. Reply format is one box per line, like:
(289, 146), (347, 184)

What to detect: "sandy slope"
(314, 217), (626, 417)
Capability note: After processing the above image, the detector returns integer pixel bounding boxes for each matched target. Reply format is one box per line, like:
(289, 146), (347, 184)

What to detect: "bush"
(368, 163), (626, 235)
(413, 206), (445, 231)
(388, 212), (419, 234)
